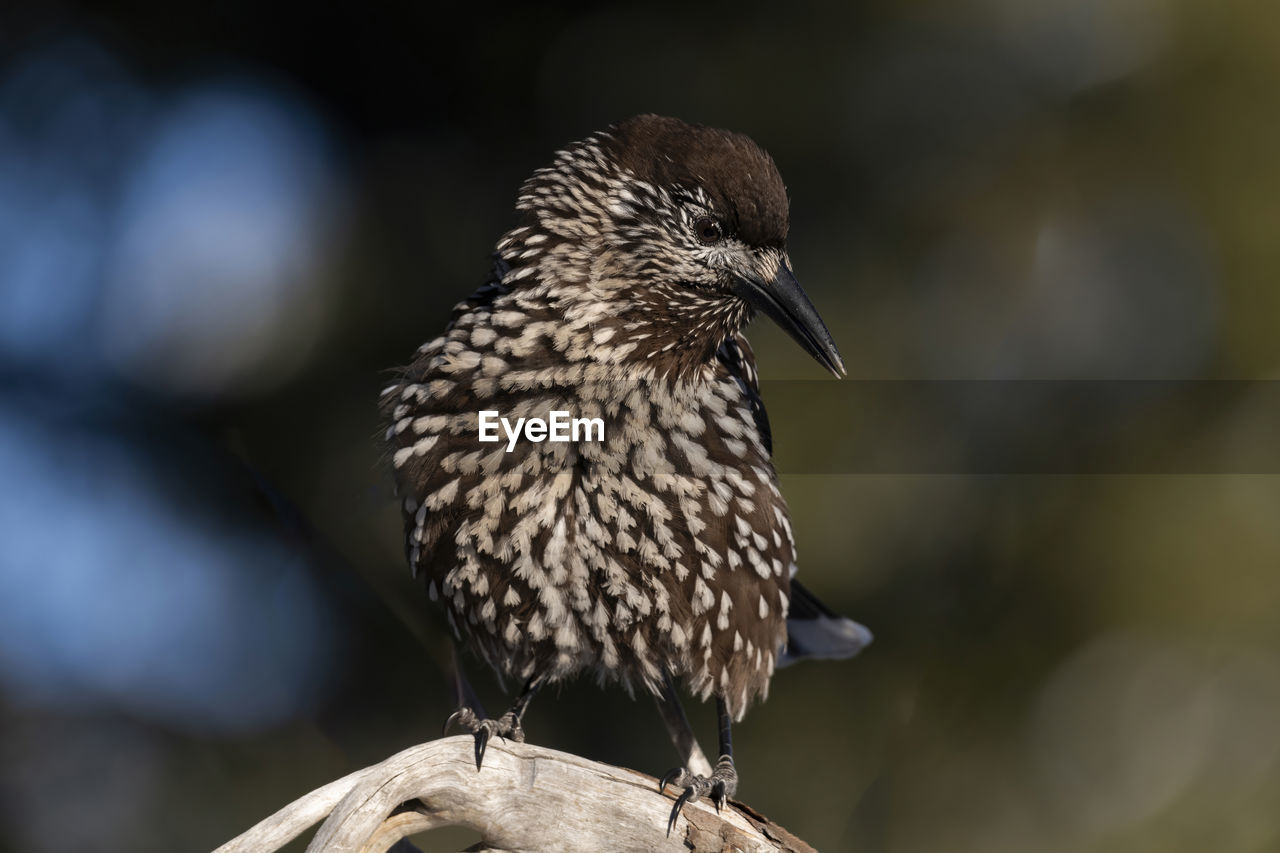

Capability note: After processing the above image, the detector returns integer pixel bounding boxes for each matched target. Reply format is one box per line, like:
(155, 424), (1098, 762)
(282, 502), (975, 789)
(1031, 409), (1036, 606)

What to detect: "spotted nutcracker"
(382, 115), (871, 830)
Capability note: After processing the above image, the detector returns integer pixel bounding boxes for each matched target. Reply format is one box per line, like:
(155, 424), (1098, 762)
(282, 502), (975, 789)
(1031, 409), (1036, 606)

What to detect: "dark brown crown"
(604, 115), (789, 249)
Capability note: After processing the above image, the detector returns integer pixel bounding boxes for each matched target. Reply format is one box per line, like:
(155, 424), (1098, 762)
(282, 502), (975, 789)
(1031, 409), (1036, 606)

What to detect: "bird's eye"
(693, 216), (722, 245)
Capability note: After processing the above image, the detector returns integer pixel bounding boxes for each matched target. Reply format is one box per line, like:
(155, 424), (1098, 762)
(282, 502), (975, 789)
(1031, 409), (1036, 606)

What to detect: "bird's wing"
(447, 256), (511, 326)
(383, 262), (513, 580)
(718, 333), (873, 666)
(779, 579), (873, 666)
(716, 332), (771, 454)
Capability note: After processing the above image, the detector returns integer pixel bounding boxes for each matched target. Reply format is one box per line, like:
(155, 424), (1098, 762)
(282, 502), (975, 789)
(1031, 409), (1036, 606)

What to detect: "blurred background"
(1, 1), (1278, 851)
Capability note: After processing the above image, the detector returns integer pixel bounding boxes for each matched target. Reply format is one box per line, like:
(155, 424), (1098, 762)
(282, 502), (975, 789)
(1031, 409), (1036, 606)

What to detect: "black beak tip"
(828, 352), (847, 379)
(734, 262), (847, 379)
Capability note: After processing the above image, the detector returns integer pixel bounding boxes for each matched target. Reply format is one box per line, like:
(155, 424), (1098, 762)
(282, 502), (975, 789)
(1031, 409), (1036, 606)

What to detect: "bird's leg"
(448, 645), (486, 720)
(653, 670), (712, 777)
(660, 696), (739, 835)
(444, 672), (546, 771)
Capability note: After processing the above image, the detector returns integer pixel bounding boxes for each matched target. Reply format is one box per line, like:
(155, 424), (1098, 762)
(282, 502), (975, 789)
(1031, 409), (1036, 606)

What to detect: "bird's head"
(500, 115), (845, 378)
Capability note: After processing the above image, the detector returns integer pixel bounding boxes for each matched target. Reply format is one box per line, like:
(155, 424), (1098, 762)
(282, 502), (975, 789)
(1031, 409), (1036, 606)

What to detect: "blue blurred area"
(0, 37), (344, 735)
(0, 38), (341, 394)
(0, 39), (126, 378)
(103, 84), (341, 396)
(0, 401), (334, 731)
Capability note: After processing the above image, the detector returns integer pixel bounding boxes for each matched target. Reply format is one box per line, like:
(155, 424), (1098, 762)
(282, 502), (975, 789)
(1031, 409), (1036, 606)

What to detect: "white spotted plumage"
(383, 118), (831, 723)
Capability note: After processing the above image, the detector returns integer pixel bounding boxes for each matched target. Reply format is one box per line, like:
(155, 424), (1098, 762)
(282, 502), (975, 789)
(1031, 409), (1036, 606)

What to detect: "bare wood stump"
(215, 736), (817, 853)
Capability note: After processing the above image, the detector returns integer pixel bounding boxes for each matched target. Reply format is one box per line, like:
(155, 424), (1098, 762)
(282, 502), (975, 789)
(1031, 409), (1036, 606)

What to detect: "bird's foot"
(659, 756), (738, 835)
(442, 706), (526, 771)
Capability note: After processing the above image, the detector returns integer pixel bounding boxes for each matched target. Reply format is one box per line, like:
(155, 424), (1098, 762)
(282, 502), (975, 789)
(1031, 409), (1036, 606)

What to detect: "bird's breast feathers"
(382, 295), (795, 711)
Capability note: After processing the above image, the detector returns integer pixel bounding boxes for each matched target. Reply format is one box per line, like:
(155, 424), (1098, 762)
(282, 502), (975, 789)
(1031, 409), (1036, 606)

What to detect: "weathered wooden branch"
(216, 736), (816, 853)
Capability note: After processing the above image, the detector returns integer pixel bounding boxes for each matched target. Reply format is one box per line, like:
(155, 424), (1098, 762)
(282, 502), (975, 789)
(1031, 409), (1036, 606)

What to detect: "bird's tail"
(779, 579), (873, 667)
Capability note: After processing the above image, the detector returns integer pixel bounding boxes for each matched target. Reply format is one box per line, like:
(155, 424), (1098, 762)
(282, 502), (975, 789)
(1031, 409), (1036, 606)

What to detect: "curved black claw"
(667, 788), (695, 836)
(710, 780), (727, 814)
(442, 707), (469, 736)
(440, 707), (526, 772)
(660, 760), (738, 837)
(658, 767), (686, 796)
(474, 726), (489, 770)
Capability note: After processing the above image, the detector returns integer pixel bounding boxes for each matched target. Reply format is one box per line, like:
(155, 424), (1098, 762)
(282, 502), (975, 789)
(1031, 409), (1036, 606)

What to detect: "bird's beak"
(732, 259), (846, 377)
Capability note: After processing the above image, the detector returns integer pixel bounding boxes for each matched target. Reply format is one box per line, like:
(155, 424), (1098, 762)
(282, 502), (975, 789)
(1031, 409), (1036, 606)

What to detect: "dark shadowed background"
(2, 2), (1279, 851)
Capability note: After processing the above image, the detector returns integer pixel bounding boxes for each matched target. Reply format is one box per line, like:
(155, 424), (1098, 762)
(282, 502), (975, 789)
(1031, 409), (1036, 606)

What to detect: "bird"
(381, 114), (872, 833)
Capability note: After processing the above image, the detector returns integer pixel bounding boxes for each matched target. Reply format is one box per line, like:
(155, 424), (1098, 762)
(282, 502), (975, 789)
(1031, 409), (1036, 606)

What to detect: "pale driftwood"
(216, 736), (816, 853)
